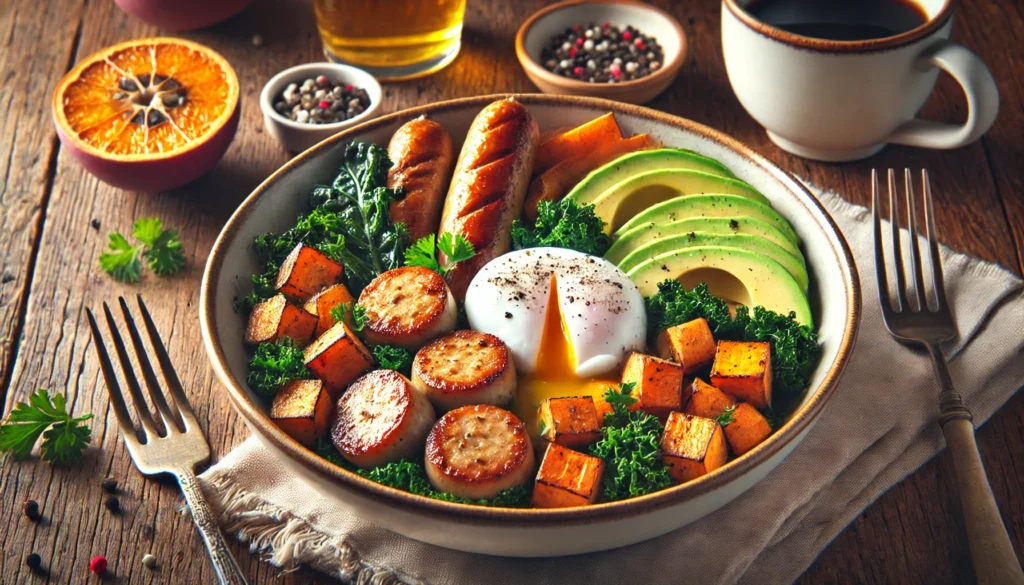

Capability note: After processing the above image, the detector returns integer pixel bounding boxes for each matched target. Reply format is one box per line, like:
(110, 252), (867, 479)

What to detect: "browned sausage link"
(387, 117), (455, 243)
(438, 99), (539, 300)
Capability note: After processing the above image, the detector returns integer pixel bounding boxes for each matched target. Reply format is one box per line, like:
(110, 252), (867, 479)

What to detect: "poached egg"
(464, 248), (646, 432)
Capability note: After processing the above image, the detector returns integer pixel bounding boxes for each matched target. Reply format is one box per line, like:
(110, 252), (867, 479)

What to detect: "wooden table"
(1, 0), (1021, 582)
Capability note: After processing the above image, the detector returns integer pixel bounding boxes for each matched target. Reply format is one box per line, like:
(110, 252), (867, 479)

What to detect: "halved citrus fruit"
(53, 38), (240, 192)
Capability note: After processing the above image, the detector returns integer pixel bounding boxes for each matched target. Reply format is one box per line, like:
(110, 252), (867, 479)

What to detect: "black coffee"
(744, 0), (928, 41)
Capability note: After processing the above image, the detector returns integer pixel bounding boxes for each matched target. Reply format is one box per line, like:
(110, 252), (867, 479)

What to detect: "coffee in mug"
(721, 0), (999, 161)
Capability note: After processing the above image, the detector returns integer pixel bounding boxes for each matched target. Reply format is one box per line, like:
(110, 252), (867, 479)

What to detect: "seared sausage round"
(387, 117), (455, 243)
(331, 369), (435, 469)
(412, 330), (517, 412)
(357, 266), (457, 349)
(425, 404), (534, 500)
(437, 98), (540, 301)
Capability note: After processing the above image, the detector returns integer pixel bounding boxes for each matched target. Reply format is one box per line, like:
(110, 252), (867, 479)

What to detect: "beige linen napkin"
(199, 187), (1024, 585)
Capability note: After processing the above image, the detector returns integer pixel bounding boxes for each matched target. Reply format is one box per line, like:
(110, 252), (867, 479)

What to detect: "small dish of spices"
(260, 63), (382, 153)
(515, 0), (686, 105)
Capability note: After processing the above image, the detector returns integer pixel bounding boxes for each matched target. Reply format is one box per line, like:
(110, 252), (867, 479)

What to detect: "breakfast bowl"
(200, 93), (859, 557)
(260, 62), (382, 153)
(515, 0), (687, 104)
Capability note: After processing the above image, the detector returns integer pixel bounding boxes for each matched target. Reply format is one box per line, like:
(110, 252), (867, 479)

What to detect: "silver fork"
(873, 169), (1024, 585)
(87, 296), (249, 585)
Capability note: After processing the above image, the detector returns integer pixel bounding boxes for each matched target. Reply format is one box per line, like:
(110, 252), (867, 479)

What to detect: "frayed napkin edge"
(201, 468), (420, 585)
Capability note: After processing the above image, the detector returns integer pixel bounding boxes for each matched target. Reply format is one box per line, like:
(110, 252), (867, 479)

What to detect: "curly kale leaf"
(246, 340), (308, 400)
(511, 199), (611, 257)
(589, 384), (671, 501)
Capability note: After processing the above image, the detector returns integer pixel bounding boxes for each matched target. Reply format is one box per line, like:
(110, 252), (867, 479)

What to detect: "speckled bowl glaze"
(201, 94), (860, 557)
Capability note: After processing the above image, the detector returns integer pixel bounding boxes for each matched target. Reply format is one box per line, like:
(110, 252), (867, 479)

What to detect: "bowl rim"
(259, 62), (383, 132)
(514, 0), (688, 92)
(200, 93), (861, 525)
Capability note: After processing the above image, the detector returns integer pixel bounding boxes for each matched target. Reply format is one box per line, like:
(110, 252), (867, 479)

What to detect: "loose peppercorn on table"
(2, 0), (1023, 583)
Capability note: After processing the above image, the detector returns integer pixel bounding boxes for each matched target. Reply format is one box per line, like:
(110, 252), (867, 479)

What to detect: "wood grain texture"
(0, 0), (1020, 584)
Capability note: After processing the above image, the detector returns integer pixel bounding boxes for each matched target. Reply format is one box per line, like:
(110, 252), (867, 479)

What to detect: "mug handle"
(888, 40), (999, 149)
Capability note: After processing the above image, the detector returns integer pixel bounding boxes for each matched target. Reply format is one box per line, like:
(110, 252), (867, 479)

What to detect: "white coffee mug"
(721, 0), (999, 162)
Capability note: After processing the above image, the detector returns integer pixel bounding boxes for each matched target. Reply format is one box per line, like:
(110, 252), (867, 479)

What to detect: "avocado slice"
(615, 194), (800, 247)
(627, 246), (812, 326)
(580, 170), (770, 234)
(616, 233), (808, 292)
(566, 148), (735, 208)
(606, 216), (803, 265)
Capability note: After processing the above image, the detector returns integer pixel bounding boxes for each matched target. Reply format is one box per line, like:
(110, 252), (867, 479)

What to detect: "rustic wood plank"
(0, 0), (1020, 584)
(0, 0), (86, 403)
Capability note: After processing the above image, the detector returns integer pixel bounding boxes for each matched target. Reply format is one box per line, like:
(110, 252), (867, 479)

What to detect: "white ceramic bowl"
(515, 0), (687, 104)
(260, 62), (382, 153)
(201, 94), (860, 557)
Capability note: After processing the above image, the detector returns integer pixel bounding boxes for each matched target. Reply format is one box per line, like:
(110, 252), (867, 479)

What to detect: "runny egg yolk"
(513, 277), (617, 437)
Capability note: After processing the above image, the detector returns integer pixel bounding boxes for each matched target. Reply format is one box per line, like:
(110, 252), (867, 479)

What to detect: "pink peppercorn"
(570, 46), (577, 57)
(319, 100), (331, 109)
(635, 39), (646, 49)
(90, 555), (107, 575)
(573, 66), (584, 76)
(576, 37), (584, 46)
(602, 21), (610, 28)
(572, 24), (581, 31)
(345, 84), (353, 92)
(315, 75), (327, 85)
(622, 31), (632, 41)
(609, 63), (621, 78)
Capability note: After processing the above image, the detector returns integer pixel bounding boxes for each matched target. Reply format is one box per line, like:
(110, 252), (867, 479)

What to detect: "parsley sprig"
(716, 404), (737, 427)
(99, 218), (185, 282)
(0, 389), (93, 465)
(404, 233), (476, 277)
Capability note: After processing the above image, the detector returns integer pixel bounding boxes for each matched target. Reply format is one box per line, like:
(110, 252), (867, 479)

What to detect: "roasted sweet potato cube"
(723, 403), (772, 456)
(661, 412), (728, 484)
(531, 443), (605, 508)
(540, 396), (601, 448)
(710, 341), (772, 408)
(270, 379), (332, 447)
(621, 352), (684, 420)
(303, 283), (356, 337)
(684, 378), (736, 419)
(303, 321), (375, 397)
(534, 113), (623, 173)
(655, 318), (717, 375)
(275, 243), (344, 301)
(245, 294), (318, 347)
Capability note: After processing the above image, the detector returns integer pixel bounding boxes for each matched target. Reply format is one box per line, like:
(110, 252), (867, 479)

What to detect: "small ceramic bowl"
(515, 0), (687, 104)
(260, 63), (383, 153)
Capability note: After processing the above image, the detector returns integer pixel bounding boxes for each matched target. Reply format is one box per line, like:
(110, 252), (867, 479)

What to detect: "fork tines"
(871, 168), (947, 314)
(86, 296), (197, 444)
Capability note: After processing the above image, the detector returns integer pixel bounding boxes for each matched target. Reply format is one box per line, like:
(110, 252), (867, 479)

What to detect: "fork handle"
(932, 349), (1024, 584)
(176, 468), (250, 585)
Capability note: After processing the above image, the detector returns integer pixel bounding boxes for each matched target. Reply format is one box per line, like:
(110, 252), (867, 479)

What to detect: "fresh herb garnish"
(99, 218), (184, 282)
(352, 304), (368, 332)
(404, 233), (476, 277)
(371, 345), (413, 377)
(356, 459), (530, 507)
(0, 389), (93, 465)
(716, 404), (737, 427)
(511, 199), (611, 257)
(246, 340), (307, 399)
(330, 302), (351, 325)
(644, 281), (819, 401)
(589, 383), (671, 501)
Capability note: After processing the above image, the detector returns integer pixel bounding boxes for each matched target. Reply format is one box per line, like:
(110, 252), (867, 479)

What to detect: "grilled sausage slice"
(330, 369), (435, 469)
(387, 117), (455, 243)
(412, 330), (517, 412)
(437, 98), (540, 300)
(357, 266), (457, 349)
(425, 404), (534, 500)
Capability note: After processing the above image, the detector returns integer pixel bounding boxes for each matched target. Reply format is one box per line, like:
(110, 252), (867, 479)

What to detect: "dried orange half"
(53, 37), (240, 192)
